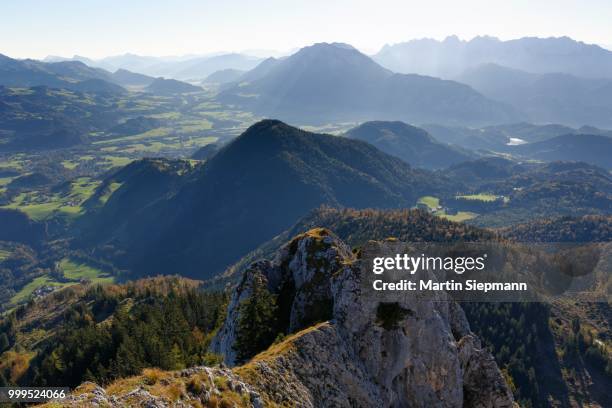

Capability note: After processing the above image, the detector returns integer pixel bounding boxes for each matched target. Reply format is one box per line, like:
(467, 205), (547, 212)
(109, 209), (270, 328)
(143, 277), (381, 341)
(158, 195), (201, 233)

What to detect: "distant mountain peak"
(350, 120), (434, 143)
(308, 42), (356, 50)
(294, 42), (363, 58)
(144, 77), (201, 94)
(288, 42), (373, 64)
(245, 118), (286, 131)
(237, 119), (290, 140)
(346, 121), (474, 169)
(443, 35), (462, 43)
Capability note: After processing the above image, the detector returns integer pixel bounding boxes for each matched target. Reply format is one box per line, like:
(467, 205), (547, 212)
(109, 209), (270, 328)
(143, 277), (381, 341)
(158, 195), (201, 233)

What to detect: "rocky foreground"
(45, 228), (515, 407)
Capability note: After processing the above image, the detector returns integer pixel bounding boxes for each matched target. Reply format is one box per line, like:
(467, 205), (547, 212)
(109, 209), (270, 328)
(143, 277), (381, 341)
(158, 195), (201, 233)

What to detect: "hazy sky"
(2, 0), (611, 59)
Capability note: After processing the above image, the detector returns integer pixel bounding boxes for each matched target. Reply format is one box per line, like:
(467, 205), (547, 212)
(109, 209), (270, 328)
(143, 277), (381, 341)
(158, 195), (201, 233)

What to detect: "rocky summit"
(212, 228), (514, 407)
(46, 228), (514, 407)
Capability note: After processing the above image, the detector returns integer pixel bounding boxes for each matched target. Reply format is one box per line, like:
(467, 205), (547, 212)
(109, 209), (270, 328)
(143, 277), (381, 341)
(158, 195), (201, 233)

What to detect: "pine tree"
(571, 317), (581, 334)
(234, 276), (279, 363)
(166, 343), (185, 370)
(0, 332), (9, 352)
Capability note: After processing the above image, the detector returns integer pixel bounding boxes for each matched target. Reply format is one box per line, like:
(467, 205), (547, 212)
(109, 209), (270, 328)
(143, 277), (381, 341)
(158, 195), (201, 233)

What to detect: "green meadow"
(10, 258), (114, 306)
(59, 258), (115, 284)
(0, 249), (11, 261)
(456, 193), (500, 202)
(417, 196), (440, 209)
(10, 275), (73, 304)
(2, 177), (101, 221)
(440, 211), (478, 222)
(416, 196), (478, 223)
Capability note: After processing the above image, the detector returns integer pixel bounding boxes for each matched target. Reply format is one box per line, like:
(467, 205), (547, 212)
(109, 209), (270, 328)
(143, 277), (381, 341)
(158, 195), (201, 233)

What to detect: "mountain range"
(424, 122), (612, 155)
(344, 121), (612, 170)
(0, 86), (123, 151)
(375, 36), (612, 79)
(46, 53), (263, 81)
(458, 63), (612, 127)
(510, 133), (612, 169)
(0, 53), (201, 94)
(218, 42), (520, 125)
(6, 36), (612, 128)
(0, 54), (125, 94)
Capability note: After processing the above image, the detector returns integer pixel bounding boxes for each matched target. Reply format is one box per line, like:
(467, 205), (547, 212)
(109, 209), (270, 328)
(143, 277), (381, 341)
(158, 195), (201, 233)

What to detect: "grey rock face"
(211, 228), (352, 365)
(214, 229), (515, 407)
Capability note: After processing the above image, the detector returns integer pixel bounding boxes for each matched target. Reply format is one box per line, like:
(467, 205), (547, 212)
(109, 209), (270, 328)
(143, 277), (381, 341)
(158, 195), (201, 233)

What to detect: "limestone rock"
(213, 229), (515, 407)
(57, 229), (515, 407)
(211, 228), (352, 365)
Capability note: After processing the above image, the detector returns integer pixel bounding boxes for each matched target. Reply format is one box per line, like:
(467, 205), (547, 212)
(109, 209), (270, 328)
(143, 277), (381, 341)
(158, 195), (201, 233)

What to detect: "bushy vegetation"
(295, 207), (497, 244)
(558, 317), (612, 376)
(0, 277), (227, 388)
(501, 215), (612, 242)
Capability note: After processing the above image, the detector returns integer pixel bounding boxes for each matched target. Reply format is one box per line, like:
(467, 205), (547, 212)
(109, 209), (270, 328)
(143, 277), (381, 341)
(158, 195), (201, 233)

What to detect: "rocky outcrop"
(210, 228), (352, 365)
(54, 228), (514, 407)
(49, 366), (264, 408)
(213, 228), (515, 407)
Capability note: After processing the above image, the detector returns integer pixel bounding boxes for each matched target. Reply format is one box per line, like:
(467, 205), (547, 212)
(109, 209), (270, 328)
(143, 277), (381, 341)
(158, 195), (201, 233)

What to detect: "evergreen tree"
(166, 343), (185, 371)
(13, 282), (226, 387)
(0, 332), (9, 352)
(234, 276), (279, 363)
(571, 317), (581, 334)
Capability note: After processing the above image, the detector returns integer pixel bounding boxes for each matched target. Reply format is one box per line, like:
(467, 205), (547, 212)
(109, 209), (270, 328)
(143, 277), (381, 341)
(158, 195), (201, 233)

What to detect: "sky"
(2, 0), (611, 59)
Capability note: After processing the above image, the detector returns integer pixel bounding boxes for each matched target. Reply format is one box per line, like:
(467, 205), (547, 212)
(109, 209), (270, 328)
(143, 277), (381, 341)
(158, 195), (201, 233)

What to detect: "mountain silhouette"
(219, 43), (520, 125)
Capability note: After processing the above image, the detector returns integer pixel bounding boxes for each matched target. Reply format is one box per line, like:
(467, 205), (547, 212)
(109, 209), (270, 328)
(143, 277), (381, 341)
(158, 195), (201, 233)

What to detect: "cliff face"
(212, 228), (515, 407)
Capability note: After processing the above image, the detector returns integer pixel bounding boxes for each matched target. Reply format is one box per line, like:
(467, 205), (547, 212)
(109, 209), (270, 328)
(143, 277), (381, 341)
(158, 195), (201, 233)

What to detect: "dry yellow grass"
(142, 367), (169, 385)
